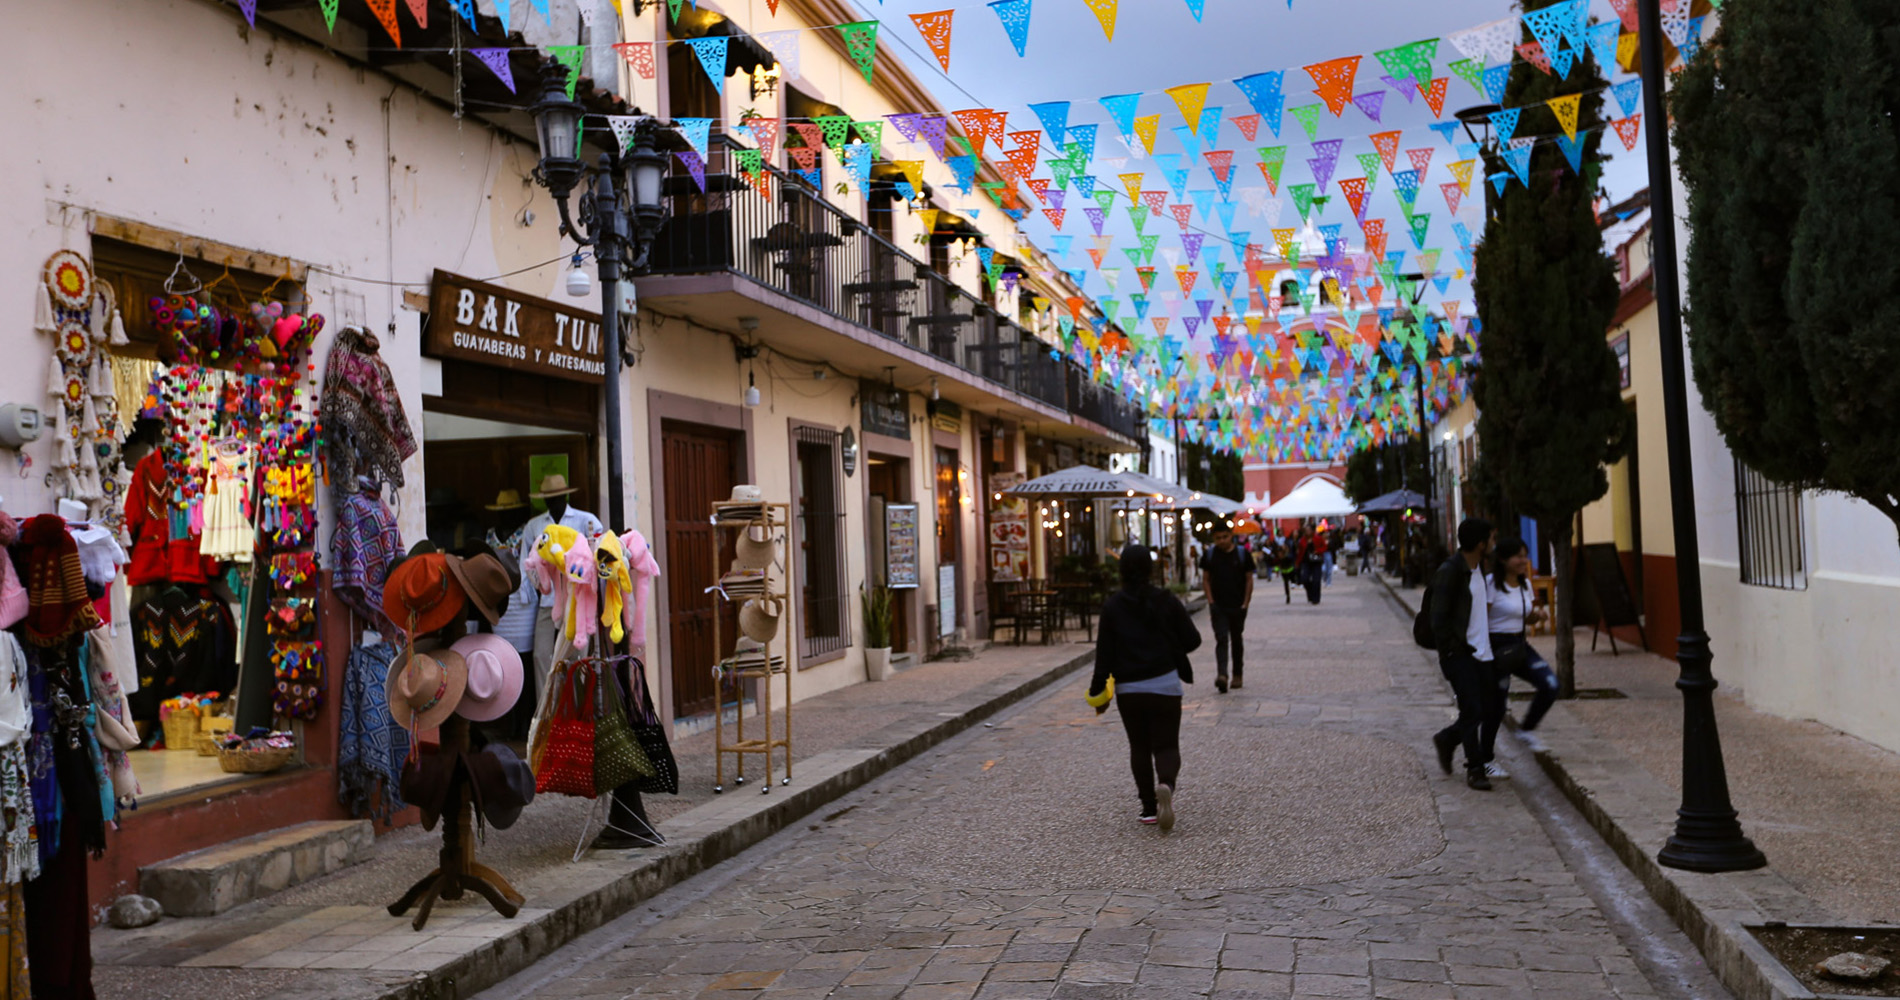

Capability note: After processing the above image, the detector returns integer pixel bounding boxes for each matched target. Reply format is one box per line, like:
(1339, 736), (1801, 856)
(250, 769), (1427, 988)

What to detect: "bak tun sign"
(425, 269), (604, 384)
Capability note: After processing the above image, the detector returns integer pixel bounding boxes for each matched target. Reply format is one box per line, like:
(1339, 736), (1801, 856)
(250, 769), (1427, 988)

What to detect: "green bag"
(593, 661), (656, 795)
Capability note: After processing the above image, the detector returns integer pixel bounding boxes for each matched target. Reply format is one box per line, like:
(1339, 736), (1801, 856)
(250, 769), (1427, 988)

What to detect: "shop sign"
(931, 399), (963, 434)
(425, 269), (605, 384)
(860, 379), (910, 440)
(1610, 333), (1631, 390)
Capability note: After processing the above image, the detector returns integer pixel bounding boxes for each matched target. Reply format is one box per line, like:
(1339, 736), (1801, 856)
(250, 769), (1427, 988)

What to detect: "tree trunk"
(1547, 517), (1578, 698)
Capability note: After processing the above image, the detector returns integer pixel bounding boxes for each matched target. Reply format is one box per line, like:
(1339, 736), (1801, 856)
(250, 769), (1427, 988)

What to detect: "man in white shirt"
(1429, 517), (1499, 790)
(517, 474), (605, 697)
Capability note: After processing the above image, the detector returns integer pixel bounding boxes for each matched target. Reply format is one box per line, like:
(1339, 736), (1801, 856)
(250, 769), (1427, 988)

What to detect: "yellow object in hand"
(1085, 677), (1115, 709)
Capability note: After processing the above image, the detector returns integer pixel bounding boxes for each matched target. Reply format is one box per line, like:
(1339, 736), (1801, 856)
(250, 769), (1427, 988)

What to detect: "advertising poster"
(885, 503), (920, 589)
(987, 472), (1030, 583)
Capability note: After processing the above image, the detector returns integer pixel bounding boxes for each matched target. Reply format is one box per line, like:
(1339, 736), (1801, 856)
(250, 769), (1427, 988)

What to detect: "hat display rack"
(709, 490), (794, 795)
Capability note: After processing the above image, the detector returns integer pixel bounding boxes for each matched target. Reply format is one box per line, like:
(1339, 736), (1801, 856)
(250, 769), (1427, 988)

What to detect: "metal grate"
(1734, 458), (1807, 590)
(795, 426), (850, 658)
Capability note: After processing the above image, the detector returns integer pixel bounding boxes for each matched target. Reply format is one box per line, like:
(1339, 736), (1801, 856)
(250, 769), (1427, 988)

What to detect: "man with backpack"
(1423, 517), (1499, 790)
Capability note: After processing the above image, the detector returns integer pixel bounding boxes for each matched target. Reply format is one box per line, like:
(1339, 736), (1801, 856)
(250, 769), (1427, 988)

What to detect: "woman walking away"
(1088, 544), (1203, 832)
(1482, 539), (1560, 759)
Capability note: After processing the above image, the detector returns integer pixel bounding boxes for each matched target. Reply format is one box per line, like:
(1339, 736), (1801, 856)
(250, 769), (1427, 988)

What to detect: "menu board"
(885, 503), (920, 589)
(987, 472), (1030, 582)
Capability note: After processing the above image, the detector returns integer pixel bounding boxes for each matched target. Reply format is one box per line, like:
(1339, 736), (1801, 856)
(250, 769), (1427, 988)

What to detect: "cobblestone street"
(480, 575), (1724, 1000)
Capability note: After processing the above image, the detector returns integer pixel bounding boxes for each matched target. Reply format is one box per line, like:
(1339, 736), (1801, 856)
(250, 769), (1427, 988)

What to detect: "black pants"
(1480, 633), (1561, 755)
(1435, 653), (1499, 775)
(1116, 692), (1182, 814)
(1209, 604), (1247, 679)
(1302, 560), (1323, 604)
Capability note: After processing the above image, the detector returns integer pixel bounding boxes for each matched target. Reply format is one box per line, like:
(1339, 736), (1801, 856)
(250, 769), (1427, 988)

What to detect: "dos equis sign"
(425, 269), (605, 384)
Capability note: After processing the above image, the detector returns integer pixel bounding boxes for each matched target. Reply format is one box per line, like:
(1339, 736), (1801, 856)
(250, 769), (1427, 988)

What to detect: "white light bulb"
(565, 254), (592, 297)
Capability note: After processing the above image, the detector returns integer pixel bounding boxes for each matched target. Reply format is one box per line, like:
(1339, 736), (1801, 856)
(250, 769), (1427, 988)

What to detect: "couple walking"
(1428, 517), (1561, 789)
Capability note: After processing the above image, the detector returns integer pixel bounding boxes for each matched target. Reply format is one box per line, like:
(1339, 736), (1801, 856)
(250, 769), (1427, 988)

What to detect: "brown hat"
(382, 553), (465, 638)
(485, 489), (528, 511)
(446, 553), (511, 627)
(530, 473), (578, 499)
(385, 649), (468, 731)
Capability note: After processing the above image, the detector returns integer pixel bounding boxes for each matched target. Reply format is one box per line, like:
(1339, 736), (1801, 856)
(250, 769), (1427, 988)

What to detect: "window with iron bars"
(795, 426), (850, 659)
(1734, 458), (1807, 590)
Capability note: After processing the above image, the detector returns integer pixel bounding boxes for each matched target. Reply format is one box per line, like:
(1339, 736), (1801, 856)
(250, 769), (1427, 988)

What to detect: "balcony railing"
(648, 140), (1133, 428)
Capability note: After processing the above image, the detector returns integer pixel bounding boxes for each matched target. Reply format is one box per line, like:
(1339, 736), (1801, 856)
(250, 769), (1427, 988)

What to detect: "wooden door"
(663, 423), (739, 718)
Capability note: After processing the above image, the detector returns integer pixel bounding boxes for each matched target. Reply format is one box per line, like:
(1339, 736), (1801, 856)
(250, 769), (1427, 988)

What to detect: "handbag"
(534, 664), (599, 798)
(593, 660), (656, 794)
(624, 657), (679, 795)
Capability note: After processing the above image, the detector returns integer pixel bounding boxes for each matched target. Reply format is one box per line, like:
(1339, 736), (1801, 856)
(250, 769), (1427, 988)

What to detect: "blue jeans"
(1321, 552), (1334, 584)
(1481, 633), (1559, 756)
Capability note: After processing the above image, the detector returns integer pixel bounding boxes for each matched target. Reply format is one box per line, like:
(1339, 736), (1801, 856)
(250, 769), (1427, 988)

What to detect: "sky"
(836, 0), (1655, 326)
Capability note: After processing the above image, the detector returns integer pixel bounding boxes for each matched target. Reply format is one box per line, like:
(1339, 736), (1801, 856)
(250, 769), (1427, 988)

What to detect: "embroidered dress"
(198, 441), (255, 563)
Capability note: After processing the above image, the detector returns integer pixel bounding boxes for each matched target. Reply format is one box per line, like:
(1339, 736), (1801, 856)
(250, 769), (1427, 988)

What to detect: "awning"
(1259, 479), (1356, 519)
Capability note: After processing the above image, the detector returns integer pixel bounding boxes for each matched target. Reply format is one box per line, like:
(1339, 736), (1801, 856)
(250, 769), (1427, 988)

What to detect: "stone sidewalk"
(1378, 573), (1900, 1000)
(476, 573), (1706, 1000)
(92, 634), (1110, 1000)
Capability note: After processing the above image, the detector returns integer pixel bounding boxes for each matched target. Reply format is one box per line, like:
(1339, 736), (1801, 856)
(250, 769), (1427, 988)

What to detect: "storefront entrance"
(866, 455), (912, 657)
(661, 421), (741, 718)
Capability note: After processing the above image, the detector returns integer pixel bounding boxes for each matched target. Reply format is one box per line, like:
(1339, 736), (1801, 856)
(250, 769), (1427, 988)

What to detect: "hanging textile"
(337, 642), (407, 823)
(331, 483), (403, 630)
(320, 327), (416, 496)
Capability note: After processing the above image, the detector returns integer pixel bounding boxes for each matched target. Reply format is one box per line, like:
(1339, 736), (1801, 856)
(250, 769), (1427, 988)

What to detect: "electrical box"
(0, 405), (42, 448)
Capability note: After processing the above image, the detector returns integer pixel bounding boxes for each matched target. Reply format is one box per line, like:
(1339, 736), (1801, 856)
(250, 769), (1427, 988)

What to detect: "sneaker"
(1231, 676), (1243, 689)
(1484, 762), (1511, 780)
(1215, 675), (1229, 694)
(1155, 784), (1176, 833)
(1518, 730), (1548, 753)
(1466, 771), (1493, 791)
(1432, 732), (1456, 775)
(1139, 812), (1159, 825)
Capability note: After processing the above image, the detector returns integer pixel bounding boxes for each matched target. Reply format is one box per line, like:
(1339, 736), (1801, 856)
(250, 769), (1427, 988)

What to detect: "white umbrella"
(1007, 464), (1155, 499)
(1258, 478), (1356, 520)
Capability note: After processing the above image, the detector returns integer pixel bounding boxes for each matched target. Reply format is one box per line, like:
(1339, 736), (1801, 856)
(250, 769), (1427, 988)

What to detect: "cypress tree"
(1471, 0), (1629, 695)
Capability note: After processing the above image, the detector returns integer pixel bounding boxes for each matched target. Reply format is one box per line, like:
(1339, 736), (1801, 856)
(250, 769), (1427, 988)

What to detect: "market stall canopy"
(1355, 489), (1429, 514)
(1006, 465), (1155, 499)
(1259, 479), (1356, 520)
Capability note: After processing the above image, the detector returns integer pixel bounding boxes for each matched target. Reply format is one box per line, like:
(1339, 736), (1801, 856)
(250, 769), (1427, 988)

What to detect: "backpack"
(1412, 586), (1437, 650)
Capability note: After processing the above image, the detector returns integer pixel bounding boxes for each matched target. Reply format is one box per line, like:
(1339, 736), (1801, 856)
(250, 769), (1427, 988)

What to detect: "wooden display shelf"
(710, 502), (793, 794)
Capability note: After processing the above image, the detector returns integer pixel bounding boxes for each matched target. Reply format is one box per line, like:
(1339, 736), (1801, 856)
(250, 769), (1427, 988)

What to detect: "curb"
(1370, 571), (1830, 1000)
(377, 645), (1098, 1000)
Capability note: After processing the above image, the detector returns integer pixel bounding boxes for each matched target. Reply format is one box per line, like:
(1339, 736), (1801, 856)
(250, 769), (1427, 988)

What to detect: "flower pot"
(865, 646), (893, 682)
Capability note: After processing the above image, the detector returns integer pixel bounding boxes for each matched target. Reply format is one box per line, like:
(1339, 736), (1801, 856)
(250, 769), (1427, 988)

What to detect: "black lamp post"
(1634, 1), (1766, 873)
(528, 59), (670, 531)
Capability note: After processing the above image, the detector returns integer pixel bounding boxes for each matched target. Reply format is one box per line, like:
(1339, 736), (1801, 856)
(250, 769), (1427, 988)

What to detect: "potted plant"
(862, 583), (895, 682)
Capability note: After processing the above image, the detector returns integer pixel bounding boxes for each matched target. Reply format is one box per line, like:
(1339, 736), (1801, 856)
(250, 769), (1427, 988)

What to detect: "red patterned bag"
(534, 664), (599, 798)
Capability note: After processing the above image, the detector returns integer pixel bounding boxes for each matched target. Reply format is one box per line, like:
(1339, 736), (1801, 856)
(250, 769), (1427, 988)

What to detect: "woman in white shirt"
(1483, 538), (1560, 754)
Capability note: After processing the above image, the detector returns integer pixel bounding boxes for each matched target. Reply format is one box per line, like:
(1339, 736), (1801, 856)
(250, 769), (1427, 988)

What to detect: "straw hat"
(485, 489), (528, 511)
(385, 649), (468, 730)
(530, 473), (578, 499)
(449, 633), (524, 723)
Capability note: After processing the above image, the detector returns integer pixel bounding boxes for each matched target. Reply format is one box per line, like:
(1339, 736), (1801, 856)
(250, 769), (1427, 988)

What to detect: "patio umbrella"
(1354, 488), (1427, 514)
(1259, 478), (1356, 520)
(1156, 491), (1244, 516)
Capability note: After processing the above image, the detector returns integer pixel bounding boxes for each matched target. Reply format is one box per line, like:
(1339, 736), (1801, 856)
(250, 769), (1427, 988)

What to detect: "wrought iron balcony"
(646, 138), (1134, 431)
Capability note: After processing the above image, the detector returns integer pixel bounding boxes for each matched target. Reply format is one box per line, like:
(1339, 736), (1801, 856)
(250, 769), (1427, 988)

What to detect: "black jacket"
(1089, 585), (1202, 696)
(1429, 553), (1478, 658)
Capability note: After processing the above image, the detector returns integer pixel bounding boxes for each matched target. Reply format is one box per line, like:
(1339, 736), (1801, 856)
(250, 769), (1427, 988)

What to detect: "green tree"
(1180, 440), (1244, 502)
(1343, 438), (1429, 506)
(1471, 0), (1630, 696)
(1676, 0), (1900, 536)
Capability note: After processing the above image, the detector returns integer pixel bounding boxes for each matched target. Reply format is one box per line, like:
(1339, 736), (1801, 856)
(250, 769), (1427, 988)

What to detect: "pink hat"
(448, 633), (525, 722)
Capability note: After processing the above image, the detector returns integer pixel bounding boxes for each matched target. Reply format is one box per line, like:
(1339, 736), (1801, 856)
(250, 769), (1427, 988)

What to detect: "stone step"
(139, 820), (374, 917)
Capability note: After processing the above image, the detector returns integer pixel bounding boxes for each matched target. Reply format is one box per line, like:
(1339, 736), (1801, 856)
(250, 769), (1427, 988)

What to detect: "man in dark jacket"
(1429, 517), (1499, 789)
(1199, 524), (1255, 693)
(1089, 545), (1203, 831)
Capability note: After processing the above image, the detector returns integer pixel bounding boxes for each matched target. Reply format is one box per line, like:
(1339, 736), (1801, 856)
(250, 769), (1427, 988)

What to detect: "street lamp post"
(1634, 2), (1766, 872)
(528, 59), (669, 531)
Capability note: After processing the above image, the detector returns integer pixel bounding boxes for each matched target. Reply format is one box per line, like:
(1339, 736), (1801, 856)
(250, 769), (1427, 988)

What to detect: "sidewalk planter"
(865, 647), (893, 682)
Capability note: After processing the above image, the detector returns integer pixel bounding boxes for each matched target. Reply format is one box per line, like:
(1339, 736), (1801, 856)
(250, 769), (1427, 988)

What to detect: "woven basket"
(195, 717), (236, 756)
(216, 745), (295, 774)
(161, 712), (199, 752)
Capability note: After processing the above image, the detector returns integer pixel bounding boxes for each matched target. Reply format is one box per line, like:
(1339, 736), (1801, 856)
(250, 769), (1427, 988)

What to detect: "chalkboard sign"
(1578, 542), (1647, 651)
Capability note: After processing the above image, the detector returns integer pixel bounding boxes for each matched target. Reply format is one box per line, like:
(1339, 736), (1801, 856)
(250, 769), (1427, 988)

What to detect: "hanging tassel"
(45, 355), (65, 402)
(79, 397), (100, 456)
(108, 309), (128, 347)
(33, 283), (54, 335)
(90, 293), (108, 344)
(54, 432), (75, 472)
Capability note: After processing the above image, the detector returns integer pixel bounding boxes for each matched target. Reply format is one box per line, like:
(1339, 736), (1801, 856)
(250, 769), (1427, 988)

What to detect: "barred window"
(1734, 458), (1807, 590)
(795, 426), (849, 659)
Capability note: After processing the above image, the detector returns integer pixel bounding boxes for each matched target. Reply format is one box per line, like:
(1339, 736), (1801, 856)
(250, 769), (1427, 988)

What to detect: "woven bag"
(593, 661), (655, 795)
(534, 665), (598, 798)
